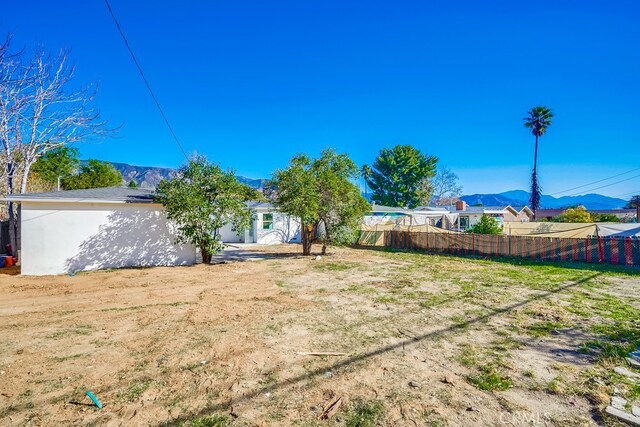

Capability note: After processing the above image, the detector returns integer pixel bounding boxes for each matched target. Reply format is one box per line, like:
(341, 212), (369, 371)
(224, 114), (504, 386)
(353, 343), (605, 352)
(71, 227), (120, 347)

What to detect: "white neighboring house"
(218, 201), (301, 244)
(4, 187), (196, 275)
(445, 200), (533, 231)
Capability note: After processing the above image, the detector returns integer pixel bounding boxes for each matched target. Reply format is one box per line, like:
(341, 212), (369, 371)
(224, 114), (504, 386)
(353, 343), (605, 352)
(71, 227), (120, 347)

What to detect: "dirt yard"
(1, 245), (639, 426)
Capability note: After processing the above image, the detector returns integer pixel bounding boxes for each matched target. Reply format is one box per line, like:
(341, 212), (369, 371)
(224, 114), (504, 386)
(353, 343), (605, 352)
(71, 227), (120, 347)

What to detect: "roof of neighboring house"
(536, 208), (636, 217)
(369, 204), (409, 213)
(3, 187), (156, 204)
(445, 205), (534, 216)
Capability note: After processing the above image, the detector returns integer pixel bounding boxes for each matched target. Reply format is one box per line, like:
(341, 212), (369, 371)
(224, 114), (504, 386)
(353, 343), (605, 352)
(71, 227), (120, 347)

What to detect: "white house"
(4, 187), (196, 275)
(445, 200), (533, 231)
(219, 201), (301, 244)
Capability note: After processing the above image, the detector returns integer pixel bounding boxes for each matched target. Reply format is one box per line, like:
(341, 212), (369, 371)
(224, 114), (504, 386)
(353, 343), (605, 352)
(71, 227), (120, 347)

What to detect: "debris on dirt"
(315, 256), (322, 261)
(614, 366), (640, 380)
(318, 396), (342, 420)
(466, 406), (479, 412)
(442, 374), (455, 385)
(324, 371), (333, 378)
(297, 352), (347, 356)
(605, 405), (640, 426)
(408, 381), (421, 389)
(85, 390), (102, 409)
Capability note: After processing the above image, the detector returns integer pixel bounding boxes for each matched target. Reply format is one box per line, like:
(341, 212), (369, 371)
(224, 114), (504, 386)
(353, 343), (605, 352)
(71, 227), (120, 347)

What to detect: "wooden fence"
(358, 230), (640, 266)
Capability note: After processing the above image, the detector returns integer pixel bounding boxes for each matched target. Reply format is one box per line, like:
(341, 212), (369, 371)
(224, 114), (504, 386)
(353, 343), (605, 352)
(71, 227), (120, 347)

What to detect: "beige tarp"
(503, 222), (597, 238)
(358, 224), (459, 246)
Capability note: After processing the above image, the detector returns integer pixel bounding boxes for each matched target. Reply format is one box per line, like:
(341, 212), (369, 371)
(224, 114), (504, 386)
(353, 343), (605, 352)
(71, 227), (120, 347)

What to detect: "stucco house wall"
(254, 211), (301, 244)
(20, 201), (196, 275)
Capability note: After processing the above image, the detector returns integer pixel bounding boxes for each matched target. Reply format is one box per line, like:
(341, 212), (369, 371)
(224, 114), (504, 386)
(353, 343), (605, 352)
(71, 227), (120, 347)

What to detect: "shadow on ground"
(160, 272), (602, 426)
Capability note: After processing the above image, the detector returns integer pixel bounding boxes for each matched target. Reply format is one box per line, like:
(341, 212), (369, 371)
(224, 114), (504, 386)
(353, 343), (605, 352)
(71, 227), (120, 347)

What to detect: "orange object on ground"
(4, 256), (14, 267)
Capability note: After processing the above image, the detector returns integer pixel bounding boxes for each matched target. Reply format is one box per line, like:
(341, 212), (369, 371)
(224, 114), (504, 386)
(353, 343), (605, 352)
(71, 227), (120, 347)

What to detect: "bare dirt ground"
(0, 245), (639, 426)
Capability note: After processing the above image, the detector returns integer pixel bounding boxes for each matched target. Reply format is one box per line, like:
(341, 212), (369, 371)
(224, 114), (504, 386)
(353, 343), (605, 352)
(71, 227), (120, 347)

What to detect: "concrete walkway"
(210, 244), (297, 264)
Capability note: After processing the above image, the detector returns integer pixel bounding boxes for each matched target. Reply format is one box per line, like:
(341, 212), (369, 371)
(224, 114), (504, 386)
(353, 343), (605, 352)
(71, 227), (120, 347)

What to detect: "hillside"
(108, 162), (267, 190)
(461, 190), (628, 210)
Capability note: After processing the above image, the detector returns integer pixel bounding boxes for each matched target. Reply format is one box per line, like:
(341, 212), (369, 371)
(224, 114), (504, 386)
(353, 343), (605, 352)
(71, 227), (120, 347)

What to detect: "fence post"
(472, 233), (475, 256)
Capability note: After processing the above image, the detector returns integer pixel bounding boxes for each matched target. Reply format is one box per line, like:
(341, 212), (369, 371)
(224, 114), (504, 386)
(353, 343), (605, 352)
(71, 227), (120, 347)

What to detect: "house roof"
(3, 187), (156, 204)
(444, 205), (533, 216)
(369, 204), (409, 213)
(536, 208), (636, 218)
(246, 201), (275, 210)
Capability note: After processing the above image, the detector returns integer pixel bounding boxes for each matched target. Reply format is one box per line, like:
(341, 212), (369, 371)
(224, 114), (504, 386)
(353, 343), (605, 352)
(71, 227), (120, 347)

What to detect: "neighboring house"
(3, 187), (196, 275)
(219, 201), (301, 244)
(445, 200), (533, 231)
(364, 204), (410, 225)
(536, 208), (637, 222)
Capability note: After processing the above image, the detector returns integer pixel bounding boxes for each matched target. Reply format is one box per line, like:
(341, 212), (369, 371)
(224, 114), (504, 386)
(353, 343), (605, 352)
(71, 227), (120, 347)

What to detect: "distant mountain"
(106, 161), (266, 190)
(460, 190), (628, 210)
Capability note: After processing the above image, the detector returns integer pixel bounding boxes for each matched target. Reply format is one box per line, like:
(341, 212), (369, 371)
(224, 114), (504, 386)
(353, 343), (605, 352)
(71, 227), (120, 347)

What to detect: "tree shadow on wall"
(65, 208), (194, 273)
(259, 215), (300, 243)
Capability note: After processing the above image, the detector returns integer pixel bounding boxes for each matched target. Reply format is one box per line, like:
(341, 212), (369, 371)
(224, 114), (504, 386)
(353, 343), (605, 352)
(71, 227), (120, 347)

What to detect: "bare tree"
(1, 36), (110, 254)
(430, 167), (463, 206)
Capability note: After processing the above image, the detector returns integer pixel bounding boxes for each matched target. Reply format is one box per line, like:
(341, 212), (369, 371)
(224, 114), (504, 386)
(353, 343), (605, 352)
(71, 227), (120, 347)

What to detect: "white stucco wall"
(218, 223), (244, 243)
(254, 211), (301, 244)
(20, 201), (196, 275)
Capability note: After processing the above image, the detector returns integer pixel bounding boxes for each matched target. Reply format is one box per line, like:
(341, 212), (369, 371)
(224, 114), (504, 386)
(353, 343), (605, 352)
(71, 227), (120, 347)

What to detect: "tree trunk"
(201, 246), (212, 264)
(301, 222), (313, 256)
(533, 134), (539, 172)
(6, 160), (17, 256)
(321, 228), (329, 255)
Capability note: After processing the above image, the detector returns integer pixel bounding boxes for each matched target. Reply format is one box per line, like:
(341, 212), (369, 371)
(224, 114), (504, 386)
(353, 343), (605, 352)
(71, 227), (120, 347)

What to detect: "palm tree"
(524, 106), (553, 218)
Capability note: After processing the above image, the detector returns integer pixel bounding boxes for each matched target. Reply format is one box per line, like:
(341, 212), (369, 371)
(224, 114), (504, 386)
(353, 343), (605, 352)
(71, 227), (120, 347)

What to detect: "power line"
(550, 166), (640, 196)
(103, 0), (188, 159)
(562, 173), (640, 198)
(611, 189), (640, 198)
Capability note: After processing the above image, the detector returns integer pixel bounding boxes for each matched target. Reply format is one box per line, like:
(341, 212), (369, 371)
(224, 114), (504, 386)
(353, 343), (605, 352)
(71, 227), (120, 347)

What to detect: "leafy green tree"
(363, 145), (437, 208)
(551, 206), (592, 223)
(624, 195), (640, 209)
(270, 149), (370, 255)
(155, 157), (254, 263)
(313, 149), (371, 254)
(624, 195), (640, 223)
(590, 213), (619, 223)
(467, 215), (503, 234)
(62, 160), (123, 190)
(524, 106), (553, 216)
(128, 179), (137, 188)
(31, 146), (80, 189)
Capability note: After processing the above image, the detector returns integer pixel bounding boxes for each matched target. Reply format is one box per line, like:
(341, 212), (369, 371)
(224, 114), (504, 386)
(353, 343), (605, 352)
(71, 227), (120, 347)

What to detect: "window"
(262, 213), (274, 230)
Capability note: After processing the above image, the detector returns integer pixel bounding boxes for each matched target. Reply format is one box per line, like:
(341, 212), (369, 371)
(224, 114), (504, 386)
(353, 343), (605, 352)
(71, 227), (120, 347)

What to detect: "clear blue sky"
(3, 1), (639, 198)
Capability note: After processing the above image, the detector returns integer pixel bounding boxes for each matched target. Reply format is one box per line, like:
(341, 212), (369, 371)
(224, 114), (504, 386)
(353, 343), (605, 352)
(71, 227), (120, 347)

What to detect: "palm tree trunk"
(533, 134), (539, 172)
(530, 134), (541, 219)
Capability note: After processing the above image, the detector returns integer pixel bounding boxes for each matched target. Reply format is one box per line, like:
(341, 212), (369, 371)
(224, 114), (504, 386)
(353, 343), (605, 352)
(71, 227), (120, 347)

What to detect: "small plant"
(181, 415), (230, 427)
(525, 321), (565, 338)
(468, 366), (512, 391)
(345, 400), (384, 427)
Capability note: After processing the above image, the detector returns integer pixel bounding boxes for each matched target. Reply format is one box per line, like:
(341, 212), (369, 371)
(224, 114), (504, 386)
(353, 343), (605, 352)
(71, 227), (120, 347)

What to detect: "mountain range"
(110, 161), (267, 190)
(460, 190), (628, 210)
(109, 161), (629, 210)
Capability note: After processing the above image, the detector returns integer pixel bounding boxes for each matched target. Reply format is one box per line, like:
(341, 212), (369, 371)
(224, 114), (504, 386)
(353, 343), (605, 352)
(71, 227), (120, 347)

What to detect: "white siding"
(20, 201), (196, 275)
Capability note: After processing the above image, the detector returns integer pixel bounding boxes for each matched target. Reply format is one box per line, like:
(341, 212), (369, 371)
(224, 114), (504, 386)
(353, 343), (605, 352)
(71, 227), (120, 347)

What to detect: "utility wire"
(103, 0), (189, 159)
(562, 173), (640, 198)
(550, 166), (640, 196)
(611, 189), (640, 198)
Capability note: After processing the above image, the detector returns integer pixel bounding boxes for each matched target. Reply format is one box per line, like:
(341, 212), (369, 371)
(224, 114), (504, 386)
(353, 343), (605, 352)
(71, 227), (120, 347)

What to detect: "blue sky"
(3, 1), (639, 198)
